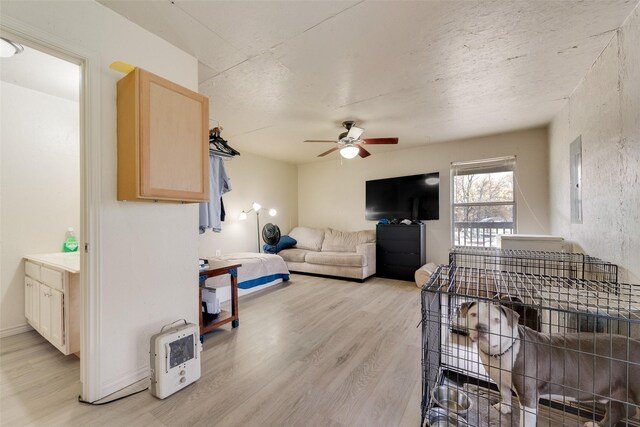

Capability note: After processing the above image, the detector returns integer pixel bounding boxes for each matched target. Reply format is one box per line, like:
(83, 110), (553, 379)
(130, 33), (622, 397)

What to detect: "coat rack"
(209, 127), (240, 158)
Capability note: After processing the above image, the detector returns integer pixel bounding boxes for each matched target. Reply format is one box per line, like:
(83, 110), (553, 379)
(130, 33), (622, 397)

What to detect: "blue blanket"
(239, 273), (289, 289)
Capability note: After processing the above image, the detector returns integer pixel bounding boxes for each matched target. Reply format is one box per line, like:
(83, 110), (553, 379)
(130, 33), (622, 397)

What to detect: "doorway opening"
(0, 31), (92, 399)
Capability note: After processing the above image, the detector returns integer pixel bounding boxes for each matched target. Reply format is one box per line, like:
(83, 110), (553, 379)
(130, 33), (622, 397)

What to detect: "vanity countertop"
(24, 252), (80, 273)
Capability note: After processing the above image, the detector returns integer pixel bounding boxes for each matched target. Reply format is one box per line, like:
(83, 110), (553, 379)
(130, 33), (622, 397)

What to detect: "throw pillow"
(263, 235), (297, 254)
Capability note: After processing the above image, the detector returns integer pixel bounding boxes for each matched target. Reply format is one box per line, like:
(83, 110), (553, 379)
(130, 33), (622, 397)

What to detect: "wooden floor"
(0, 274), (422, 426)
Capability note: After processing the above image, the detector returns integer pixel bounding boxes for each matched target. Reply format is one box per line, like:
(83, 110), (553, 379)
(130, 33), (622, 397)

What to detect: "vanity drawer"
(41, 267), (64, 291)
(25, 261), (41, 281)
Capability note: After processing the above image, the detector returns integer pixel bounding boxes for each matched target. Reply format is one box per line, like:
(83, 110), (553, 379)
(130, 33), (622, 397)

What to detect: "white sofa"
(278, 227), (376, 281)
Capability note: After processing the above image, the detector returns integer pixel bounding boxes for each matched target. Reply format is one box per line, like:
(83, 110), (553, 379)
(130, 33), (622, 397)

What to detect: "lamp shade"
(268, 208), (277, 217)
(340, 145), (359, 159)
(239, 211), (248, 220)
(252, 202), (262, 211)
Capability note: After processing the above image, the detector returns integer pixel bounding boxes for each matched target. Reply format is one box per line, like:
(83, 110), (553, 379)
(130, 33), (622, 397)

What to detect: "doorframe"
(0, 18), (102, 402)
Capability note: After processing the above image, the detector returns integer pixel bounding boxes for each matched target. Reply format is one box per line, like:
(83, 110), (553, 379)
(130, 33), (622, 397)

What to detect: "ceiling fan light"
(340, 145), (359, 159)
(0, 37), (24, 58)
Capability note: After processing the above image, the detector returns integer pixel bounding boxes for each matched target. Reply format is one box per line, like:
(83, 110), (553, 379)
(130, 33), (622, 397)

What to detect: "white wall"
(549, 6), (639, 283)
(0, 81), (80, 337)
(1, 0), (201, 398)
(298, 127), (550, 266)
(198, 152), (298, 256)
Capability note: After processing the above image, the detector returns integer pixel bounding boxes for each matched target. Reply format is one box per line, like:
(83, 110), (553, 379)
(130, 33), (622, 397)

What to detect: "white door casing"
(0, 19), (102, 402)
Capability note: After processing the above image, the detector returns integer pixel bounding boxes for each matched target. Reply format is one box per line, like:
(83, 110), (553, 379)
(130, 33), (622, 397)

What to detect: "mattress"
(204, 252), (290, 290)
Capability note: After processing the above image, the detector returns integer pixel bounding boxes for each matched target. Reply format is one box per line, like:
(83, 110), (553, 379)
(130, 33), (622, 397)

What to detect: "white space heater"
(149, 320), (201, 399)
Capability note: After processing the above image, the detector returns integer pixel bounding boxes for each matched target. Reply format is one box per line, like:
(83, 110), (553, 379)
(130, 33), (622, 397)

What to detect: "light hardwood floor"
(0, 274), (422, 426)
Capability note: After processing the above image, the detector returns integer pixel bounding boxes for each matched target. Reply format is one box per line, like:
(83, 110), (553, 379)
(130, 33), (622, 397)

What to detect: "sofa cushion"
(289, 227), (325, 251)
(278, 248), (310, 263)
(321, 228), (358, 252)
(304, 251), (366, 267)
(320, 228), (376, 252)
(357, 229), (376, 244)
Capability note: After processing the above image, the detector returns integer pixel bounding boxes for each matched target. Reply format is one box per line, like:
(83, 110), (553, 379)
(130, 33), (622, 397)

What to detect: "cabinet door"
(39, 286), (51, 339)
(49, 289), (64, 347)
(141, 71), (209, 201)
(117, 68), (209, 203)
(25, 278), (33, 321)
(24, 278), (37, 327)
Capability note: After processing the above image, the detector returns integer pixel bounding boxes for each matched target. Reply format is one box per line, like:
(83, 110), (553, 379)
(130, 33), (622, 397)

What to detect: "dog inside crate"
(421, 266), (640, 427)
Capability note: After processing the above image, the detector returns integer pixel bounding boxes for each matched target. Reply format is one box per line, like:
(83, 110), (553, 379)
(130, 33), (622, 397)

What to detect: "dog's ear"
(459, 301), (476, 317)
(499, 305), (520, 328)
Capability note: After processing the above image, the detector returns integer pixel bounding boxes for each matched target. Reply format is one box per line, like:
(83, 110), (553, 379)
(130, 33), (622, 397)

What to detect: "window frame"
(450, 156), (517, 247)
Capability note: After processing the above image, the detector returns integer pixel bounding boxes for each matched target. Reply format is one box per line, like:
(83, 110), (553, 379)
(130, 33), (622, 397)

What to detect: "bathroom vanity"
(24, 253), (80, 355)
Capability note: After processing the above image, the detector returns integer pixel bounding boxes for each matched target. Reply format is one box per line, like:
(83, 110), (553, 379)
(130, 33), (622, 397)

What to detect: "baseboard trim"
(101, 367), (148, 399)
(0, 323), (34, 338)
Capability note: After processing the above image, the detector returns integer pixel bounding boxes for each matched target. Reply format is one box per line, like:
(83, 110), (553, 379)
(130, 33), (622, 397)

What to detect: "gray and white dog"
(460, 301), (640, 427)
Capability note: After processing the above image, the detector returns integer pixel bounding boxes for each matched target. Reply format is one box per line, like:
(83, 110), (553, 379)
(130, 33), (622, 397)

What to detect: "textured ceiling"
(99, 0), (638, 164)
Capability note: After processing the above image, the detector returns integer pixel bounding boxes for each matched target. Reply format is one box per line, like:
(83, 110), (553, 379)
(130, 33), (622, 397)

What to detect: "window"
(451, 156), (516, 247)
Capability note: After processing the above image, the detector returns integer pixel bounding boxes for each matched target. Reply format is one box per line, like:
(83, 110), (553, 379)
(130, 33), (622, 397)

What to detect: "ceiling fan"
(304, 120), (399, 159)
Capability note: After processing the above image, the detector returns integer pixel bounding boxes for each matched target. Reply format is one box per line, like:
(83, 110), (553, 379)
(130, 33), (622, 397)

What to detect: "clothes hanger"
(208, 126), (240, 158)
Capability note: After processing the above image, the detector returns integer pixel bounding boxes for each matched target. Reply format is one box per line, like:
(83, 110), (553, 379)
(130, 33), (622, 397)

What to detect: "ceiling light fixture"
(0, 37), (24, 58)
(340, 145), (359, 159)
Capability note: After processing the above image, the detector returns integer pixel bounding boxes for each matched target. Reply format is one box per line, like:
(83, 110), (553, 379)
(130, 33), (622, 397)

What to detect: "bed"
(203, 252), (290, 301)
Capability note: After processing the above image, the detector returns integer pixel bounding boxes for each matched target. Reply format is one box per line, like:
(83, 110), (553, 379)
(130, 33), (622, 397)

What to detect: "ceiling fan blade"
(361, 137), (399, 145)
(356, 144), (371, 158)
(304, 139), (336, 143)
(347, 126), (364, 140)
(318, 147), (339, 157)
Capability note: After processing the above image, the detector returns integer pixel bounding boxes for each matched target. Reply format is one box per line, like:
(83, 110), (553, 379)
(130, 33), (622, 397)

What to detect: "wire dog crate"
(449, 247), (619, 284)
(421, 265), (640, 427)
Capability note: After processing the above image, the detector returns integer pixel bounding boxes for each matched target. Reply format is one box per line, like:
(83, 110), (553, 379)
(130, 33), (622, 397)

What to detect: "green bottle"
(63, 227), (79, 252)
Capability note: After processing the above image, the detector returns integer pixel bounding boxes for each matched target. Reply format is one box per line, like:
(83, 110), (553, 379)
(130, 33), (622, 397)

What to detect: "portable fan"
(262, 223), (281, 246)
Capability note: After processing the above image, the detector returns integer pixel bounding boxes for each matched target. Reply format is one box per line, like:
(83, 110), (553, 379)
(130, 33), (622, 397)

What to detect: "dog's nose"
(476, 323), (488, 333)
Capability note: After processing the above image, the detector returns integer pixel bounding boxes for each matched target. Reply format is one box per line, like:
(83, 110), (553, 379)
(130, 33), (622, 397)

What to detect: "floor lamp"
(239, 202), (277, 252)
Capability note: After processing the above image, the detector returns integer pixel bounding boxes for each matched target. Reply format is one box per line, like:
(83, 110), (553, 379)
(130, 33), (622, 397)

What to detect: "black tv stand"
(376, 223), (426, 281)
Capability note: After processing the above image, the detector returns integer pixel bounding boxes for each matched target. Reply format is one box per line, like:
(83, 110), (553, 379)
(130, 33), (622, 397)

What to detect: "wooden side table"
(199, 261), (241, 341)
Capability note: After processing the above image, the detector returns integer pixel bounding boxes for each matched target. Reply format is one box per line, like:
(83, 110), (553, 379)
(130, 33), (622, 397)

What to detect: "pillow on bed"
(263, 235), (297, 254)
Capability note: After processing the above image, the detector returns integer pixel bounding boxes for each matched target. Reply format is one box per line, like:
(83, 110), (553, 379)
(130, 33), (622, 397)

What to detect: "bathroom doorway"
(0, 31), (93, 397)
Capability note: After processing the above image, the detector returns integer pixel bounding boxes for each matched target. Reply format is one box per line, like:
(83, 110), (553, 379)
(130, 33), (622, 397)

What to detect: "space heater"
(149, 320), (200, 399)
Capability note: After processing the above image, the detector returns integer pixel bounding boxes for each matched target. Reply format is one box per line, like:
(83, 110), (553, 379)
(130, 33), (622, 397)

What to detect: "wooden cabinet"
(376, 223), (426, 281)
(117, 67), (209, 202)
(24, 258), (79, 355)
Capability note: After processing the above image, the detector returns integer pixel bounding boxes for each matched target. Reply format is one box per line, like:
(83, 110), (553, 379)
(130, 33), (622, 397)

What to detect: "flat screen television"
(365, 172), (440, 221)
